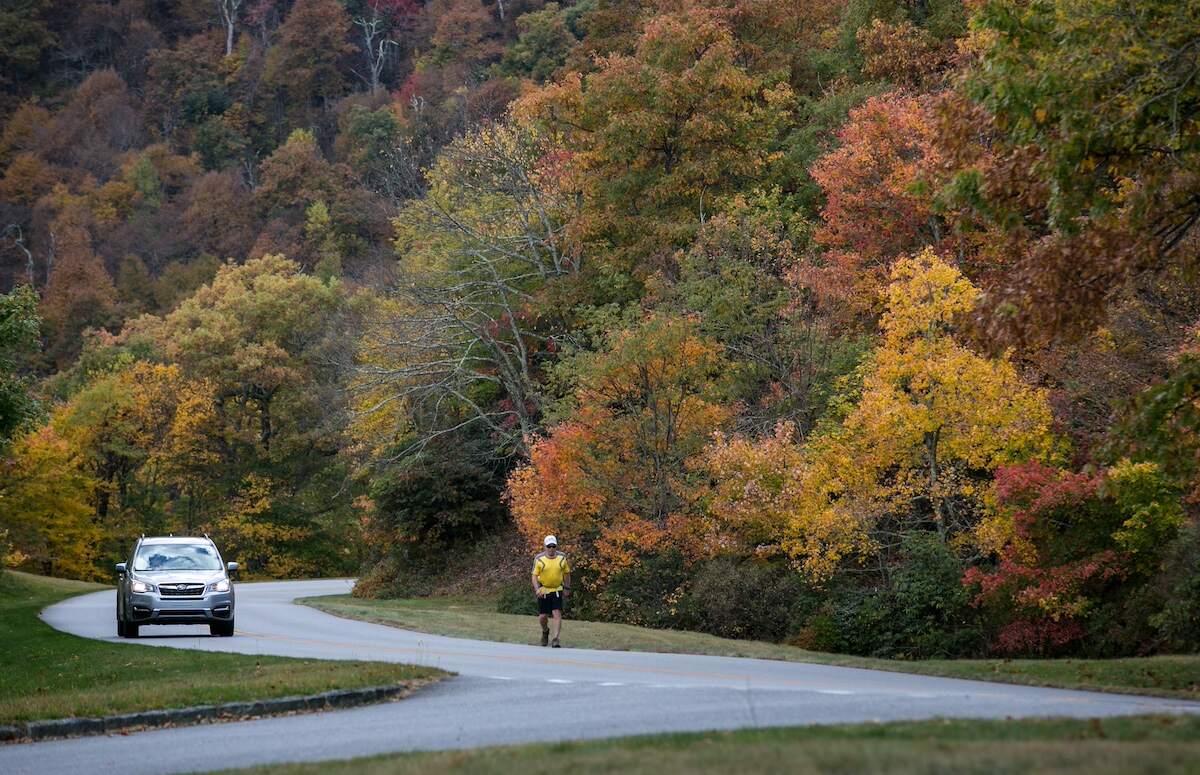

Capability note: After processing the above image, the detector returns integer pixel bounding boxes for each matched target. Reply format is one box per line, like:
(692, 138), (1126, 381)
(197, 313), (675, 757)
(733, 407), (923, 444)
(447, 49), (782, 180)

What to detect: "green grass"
(0, 570), (446, 725)
(221, 715), (1200, 774)
(302, 595), (1200, 701)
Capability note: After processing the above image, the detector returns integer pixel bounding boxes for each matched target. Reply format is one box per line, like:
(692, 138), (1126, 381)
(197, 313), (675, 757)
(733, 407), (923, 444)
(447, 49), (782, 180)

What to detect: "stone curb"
(0, 682), (419, 744)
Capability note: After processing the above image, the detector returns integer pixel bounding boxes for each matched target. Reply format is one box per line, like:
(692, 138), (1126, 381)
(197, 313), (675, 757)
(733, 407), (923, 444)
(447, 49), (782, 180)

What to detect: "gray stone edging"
(0, 682), (421, 744)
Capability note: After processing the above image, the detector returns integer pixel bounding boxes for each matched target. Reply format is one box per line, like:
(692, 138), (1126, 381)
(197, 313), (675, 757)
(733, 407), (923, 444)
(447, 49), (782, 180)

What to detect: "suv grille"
(159, 583), (206, 597)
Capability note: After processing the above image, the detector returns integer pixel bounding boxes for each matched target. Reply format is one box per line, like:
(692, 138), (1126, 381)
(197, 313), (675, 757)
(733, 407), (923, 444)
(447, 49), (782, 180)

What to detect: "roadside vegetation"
(0, 571), (444, 725)
(304, 594), (1200, 701)
(223, 715), (1200, 775)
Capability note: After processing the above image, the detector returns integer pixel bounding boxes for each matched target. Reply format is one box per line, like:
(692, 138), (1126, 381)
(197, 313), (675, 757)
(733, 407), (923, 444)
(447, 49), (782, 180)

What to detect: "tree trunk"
(925, 426), (945, 541)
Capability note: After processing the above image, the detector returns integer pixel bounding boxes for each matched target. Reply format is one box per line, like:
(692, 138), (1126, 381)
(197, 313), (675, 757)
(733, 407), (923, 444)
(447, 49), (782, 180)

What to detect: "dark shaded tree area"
(0, 0), (578, 361)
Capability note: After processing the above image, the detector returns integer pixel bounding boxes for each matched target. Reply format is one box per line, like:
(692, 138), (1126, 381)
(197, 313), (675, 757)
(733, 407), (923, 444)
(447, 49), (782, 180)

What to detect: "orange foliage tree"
(506, 315), (732, 580)
(804, 92), (949, 324)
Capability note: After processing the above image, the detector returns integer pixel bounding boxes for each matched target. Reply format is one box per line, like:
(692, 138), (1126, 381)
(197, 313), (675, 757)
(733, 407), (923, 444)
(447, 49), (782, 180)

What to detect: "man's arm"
(532, 559), (543, 597)
(563, 569), (571, 597)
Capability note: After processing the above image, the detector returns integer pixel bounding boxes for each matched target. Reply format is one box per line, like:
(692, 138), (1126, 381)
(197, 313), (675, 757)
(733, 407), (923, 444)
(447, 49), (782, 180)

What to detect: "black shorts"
(538, 591), (563, 615)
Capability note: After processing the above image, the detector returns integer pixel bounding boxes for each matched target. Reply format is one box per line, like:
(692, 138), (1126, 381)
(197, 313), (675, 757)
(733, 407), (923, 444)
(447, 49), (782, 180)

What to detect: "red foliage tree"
(964, 460), (1182, 656)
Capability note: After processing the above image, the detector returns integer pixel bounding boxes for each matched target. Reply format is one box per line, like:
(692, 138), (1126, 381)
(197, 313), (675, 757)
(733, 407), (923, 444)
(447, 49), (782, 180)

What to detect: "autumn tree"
(939, 0), (1200, 345)
(0, 424), (102, 580)
(39, 213), (118, 367)
(507, 315), (732, 579)
(182, 170), (257, 259)
(265, 0), (357, 117)
(723, 0), (847, 94)
(113, 254), (358, 575)
(426, 0), (504, 72)
(516, 8), (793, 279)
(966, 459), (1184, 655)
(561, 0), (647, 72)
(856, 19), (952, 91)
(357, 121), (577, 457)
(253, 129), (388, 269)
(38, 70), (141, 177)
(152, 253), (343, 451)
(703, 251), (1056, 580)
(805, 91), (946, 323)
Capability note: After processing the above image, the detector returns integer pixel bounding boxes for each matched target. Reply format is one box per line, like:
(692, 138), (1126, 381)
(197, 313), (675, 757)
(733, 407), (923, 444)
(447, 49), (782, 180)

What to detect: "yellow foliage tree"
(216, 473), (314, 578)
(0, 425), (103, 580)
(701, 250), (1058, 580)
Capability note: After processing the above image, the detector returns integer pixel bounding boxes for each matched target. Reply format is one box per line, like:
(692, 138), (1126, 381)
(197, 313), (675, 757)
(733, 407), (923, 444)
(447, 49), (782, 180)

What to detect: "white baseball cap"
(544, 535), (558, 547)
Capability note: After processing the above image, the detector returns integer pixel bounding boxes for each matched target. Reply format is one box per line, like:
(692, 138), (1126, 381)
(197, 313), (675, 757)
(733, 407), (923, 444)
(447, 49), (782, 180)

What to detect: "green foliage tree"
(358, 121), (577, 457)
(941, 0), (1200, 344)
(498, 3), (575, 83)
(0, 285), (42, 445)
(0, 0), (55, 96)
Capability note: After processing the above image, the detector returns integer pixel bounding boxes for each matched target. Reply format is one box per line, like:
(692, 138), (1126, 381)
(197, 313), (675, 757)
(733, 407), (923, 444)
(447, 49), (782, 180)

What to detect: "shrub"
(496, 579), (539, 615)
(789, 584), (898, 656)
(788, 534), (980, 658)
(572, 551), (692, 629)
(891, 533), (980, 658)
(686, 558), (819, 641)
(1151, 519), (1200, 652)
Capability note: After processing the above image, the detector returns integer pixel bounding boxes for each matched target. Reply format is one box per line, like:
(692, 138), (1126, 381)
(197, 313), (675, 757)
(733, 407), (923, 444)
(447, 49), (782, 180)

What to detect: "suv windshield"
(134, 544), (221, 571)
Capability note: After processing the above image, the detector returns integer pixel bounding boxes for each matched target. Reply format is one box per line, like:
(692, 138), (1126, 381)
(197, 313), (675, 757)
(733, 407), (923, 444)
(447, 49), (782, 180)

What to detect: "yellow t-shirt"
(533, 553), (570, 593)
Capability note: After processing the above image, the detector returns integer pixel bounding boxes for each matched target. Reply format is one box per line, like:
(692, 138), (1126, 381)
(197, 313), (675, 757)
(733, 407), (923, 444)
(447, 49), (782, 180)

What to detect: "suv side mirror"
(227, 562), (238, 572)
(115, 562), (127, 574)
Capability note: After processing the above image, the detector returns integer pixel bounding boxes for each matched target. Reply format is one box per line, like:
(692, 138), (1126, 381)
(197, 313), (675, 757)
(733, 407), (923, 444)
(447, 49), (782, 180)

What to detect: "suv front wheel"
(116, 608), (139, 638)
(210, 619), (235, 637)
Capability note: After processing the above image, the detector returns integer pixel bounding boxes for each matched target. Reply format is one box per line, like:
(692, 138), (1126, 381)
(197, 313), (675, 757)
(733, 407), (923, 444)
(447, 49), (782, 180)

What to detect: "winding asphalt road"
(3, 580), (1199, 775)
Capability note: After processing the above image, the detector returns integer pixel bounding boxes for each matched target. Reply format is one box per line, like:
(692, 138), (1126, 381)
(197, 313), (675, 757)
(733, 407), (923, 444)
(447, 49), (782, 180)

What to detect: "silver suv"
(115, 536), (237, 637)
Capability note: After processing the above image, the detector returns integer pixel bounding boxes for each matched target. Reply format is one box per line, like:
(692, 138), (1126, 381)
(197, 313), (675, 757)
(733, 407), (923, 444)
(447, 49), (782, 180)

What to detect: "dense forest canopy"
(2, 0), (1199, 658)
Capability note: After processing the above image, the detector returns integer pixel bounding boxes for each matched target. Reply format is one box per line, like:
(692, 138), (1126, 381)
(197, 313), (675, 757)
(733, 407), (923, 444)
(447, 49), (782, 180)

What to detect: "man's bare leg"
(550, 609), (562, 644)
(539, 612), (549, 645)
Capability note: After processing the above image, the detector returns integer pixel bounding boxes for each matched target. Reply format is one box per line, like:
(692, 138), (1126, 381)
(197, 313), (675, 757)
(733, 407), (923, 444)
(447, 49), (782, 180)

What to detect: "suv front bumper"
(127, 590), (235, 625)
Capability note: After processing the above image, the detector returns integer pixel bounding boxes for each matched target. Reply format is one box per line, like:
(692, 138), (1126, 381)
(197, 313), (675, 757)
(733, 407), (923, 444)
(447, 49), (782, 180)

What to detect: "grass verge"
(302, 594), (1200, 701)
(221, 714), (1200, 774)
(0, 571), (445, 725)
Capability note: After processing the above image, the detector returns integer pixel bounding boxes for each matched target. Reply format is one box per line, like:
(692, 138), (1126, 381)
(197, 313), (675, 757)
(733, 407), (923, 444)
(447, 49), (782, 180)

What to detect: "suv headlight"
(131, 580), (155, 593)
(211, 579), (230, 593)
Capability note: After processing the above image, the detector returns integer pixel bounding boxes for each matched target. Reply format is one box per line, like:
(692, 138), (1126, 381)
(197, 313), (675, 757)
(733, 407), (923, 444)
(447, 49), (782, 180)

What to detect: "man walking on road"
(532, 535), (571, 647)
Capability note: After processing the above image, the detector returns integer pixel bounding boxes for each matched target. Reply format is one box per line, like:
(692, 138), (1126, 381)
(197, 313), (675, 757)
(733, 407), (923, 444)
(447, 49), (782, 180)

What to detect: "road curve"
(3, 580), (1198, 775)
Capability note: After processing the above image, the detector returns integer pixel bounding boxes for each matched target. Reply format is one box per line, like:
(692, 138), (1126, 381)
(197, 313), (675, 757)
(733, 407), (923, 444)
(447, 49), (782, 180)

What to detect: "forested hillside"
(1, 0), (1198, 659)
